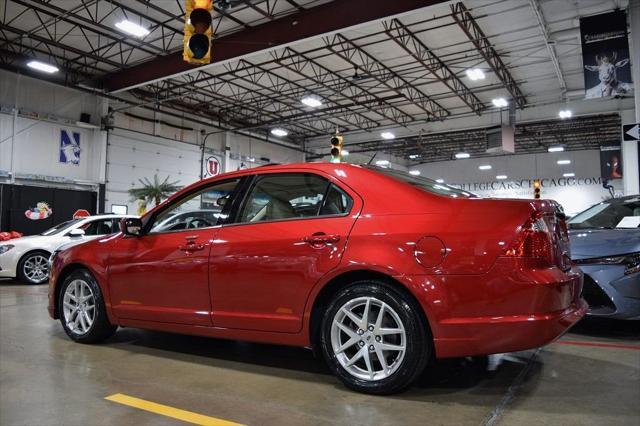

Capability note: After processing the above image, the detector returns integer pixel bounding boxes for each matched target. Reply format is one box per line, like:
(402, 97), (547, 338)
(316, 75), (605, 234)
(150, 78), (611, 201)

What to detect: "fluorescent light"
(563, 172), (575, 177)
(301, 96), (322, 108)
(375, 160), (390, 167)
(548, 145), (565, 153)
(271, 128), (288, 137)
(455, 152), (470, 159)
(496, 175), (508, 180)
(27, 60), (59, 73)
(435, 179), (445, 183)
(557, 159), (571, 165)
(409, 170), (420, 176)
(492, 97), (508, 108)
(409, 154), (420, 159)
(248, 157), (256, 162)
(466, 68), (485, 81)
(559, 110), (572, 119)
(341, 150), (349, 156)
(381, 132), (395, 140)
(115, 20), (150, 37)
(479, 165), (492, 170)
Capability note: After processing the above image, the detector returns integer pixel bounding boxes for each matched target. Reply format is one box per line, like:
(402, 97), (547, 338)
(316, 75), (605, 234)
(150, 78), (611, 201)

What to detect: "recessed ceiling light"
(301, 96), (322, 108)
(492, 97), (508, 108)
(548, 145), (565, 153)
(115, 20), (150, 37)
(435, 179), (445, 183)
(557, 159), (571, 165)
(341, 150), (349, 156)
(409, 170), (420, 176)
(27, 60), (59, 73)
(271, 128), (288, 137)
(496, 175), (508, 180)
(558, 110), (572, 119)
(375, 160), (390, 167)
(409, 154), (420, 159)
(455, 152), (470, 159)
(381, 132), (395, 140)
(465, 68), (485, 81)
(479, 165), (492, 170)
(563, 172), (575, 177)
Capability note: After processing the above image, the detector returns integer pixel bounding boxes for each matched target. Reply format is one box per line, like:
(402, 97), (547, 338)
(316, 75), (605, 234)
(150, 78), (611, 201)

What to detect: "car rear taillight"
(504, 212), (554, 266)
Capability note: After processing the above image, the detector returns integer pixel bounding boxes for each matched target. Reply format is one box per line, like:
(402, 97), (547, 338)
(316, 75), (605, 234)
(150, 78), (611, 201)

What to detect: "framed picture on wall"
(600, 146), (623, 180)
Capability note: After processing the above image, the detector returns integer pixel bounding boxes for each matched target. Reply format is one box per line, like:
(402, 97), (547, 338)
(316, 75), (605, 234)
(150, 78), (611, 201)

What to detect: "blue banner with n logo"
(60, 129), (81, 165)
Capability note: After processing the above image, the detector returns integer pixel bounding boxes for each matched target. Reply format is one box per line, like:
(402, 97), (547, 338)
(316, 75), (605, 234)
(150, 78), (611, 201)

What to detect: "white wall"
(414, 150), (623, 216)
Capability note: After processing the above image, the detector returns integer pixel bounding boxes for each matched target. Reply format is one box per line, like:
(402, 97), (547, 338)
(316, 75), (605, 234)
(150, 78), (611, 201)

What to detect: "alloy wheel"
(330, 296), (406, 381)
(62, 279), (96, 335)
(23, 254), (49, 283)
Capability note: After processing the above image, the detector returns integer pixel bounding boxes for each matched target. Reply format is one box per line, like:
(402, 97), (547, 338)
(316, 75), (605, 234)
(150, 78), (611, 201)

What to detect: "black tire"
(58, 269), (117, 343)
(17, 250), (50, 284)
(320, 280), (431, 395)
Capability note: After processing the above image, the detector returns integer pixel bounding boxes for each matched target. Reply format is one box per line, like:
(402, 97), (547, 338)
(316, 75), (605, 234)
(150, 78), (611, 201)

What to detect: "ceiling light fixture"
(341, 150), (349, 156)
(27, 60), (59, 73)
(492, 97), (508, 108)
(409, 170), (421, 176)
(435, 179), (445, 183)
(270, 128), (288, 137)
(558, 110), (572, 119)
(381, 132), (395, 140)
(496, 175), (508, 180)
(548, 145), (565, 153)
(455, 152), (470, 159)
(409, 154), (420, 159)
(115, 20), (150, 37)
(301, 96), (322, 108)
(557, 159), (571, 165)
(375, 160), (390, 167)
(479, 165), (492, 170)
(465, 68), (485, 81)
(563, 172), (575, 177)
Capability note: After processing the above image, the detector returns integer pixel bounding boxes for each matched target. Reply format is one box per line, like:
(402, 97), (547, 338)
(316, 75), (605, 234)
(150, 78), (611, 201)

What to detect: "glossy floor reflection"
(1, 281), (638, 426)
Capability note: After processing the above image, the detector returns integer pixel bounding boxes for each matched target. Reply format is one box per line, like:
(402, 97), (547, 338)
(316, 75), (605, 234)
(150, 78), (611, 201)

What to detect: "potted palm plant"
(128, 175), (182, 214)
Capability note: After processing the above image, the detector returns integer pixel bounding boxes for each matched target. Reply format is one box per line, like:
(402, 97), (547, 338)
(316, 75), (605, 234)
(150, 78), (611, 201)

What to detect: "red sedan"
(48, 163), (587, 394)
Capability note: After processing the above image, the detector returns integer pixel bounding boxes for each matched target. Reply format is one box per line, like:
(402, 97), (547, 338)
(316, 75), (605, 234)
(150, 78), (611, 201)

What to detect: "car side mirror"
(68, 228), (85, 238)
(119, 218), (143, 236)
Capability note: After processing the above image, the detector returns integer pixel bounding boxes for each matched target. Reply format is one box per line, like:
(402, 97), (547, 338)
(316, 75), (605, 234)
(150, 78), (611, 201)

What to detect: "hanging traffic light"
(533, 179), (541, 199)
(183, 0), (213, 65)
(330, 134), (344, 163)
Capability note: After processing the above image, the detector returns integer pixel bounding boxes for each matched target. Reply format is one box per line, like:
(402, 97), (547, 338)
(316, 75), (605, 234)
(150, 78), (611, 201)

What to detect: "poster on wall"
(59, 129), (81, 165)
(600, 145), (623, 180)
(25, 202), (52, 220)
(580, 10), (633, 99)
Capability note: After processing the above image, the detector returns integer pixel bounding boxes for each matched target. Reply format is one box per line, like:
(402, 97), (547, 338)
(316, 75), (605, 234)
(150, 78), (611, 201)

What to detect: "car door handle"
(303, 233), (341, 245)
(178, 241), (205, 252)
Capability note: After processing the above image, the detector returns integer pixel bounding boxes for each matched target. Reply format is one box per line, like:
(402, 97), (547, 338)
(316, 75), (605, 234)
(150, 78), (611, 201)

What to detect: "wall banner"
(59, 129), (81, 165)
(580, 10), (633, 99)
(600, 145), (623, 180)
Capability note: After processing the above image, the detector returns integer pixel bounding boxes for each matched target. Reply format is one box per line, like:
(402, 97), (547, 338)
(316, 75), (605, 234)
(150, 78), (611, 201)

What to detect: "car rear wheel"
(17, 251), (50, 284)
(59, 269), (117, 343)
(320, 280), (430, 394)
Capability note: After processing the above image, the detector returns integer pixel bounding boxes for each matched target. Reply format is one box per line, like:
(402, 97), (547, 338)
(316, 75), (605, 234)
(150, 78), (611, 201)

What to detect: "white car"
(0, 214), (135, 284)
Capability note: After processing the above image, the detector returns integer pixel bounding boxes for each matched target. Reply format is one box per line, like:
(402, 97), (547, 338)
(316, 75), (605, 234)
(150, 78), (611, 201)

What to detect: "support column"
(623, 0), (640, 194)
(223, 132), (232, 173)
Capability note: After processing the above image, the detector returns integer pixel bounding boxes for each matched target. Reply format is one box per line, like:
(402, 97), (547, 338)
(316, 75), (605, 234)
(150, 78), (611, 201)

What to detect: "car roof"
(79, 214), (138, 220)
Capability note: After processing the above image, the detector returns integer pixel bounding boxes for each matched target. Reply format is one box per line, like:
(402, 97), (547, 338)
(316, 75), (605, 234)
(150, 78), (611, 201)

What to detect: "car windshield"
(40, 219), (83, 236)
(365, 166), (476, 198)
(568, 198), (640, 229)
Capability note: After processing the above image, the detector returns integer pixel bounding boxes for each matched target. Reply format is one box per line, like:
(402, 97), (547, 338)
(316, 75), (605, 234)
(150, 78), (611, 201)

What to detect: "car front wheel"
(320, 280), (431, 394)
(59, 269), (117, 343)
(17, 251), (50, 284)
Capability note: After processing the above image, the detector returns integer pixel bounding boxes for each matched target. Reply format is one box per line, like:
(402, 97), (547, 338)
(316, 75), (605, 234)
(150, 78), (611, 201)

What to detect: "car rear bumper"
(399, 259), (586, 358)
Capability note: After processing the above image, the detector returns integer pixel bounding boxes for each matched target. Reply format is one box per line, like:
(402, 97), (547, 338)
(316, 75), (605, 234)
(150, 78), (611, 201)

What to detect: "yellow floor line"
(105, 393), (244, 426)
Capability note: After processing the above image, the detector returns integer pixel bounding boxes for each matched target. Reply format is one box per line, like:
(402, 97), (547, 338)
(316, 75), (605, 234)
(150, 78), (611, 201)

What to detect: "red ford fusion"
(48, 163), (587, 394)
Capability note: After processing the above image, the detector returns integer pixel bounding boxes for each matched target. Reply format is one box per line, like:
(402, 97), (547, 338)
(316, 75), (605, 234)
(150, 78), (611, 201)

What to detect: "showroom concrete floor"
(1, 280), (638, 426)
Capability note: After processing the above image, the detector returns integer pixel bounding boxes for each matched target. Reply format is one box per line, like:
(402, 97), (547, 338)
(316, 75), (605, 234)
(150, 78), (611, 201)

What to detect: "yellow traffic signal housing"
(330, 135), (344, 163)
(533, 179), (541, 199)
(183, 0), (213, 65)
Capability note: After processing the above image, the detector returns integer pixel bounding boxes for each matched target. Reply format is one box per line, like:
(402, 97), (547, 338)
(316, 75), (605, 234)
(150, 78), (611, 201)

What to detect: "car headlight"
(0, 245), (14, 255)
(575, 252), (640, 275)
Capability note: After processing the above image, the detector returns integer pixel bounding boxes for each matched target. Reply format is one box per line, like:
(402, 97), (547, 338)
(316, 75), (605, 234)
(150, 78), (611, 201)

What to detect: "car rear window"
(365, 166), (475, 198)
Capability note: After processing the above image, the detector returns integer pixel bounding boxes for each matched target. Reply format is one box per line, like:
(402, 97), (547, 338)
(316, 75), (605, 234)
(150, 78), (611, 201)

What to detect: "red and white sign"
(203, 156), (221, 178)
(73, 209), (91, 219)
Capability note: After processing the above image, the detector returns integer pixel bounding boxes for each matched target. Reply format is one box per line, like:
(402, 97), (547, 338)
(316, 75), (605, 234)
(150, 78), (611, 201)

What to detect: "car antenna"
(367, 152), (378, 165)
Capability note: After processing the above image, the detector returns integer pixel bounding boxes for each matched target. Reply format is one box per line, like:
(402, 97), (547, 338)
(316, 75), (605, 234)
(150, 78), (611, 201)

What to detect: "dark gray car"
(568, 196), (640, 320)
